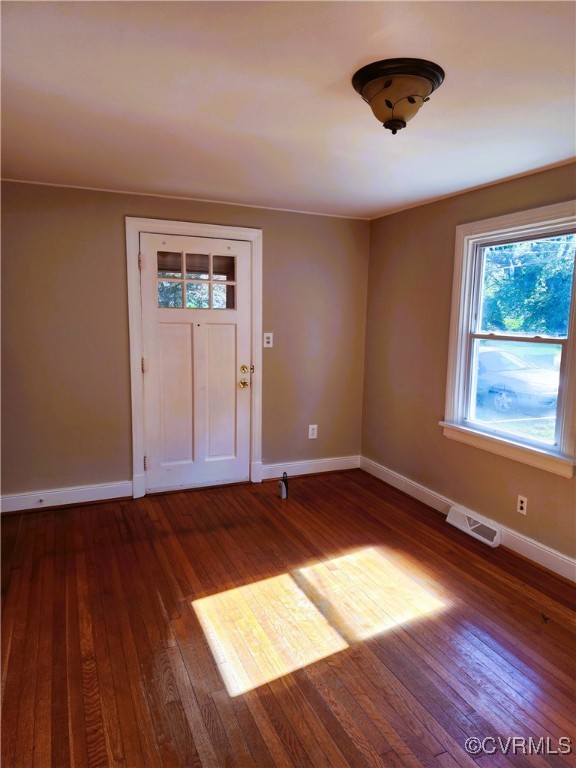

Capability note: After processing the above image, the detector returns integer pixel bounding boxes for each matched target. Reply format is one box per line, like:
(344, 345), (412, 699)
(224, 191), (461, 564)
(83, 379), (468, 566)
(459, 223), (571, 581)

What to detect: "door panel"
(141, 233), (251, 491)
(205, 324), (237, 458)
(160, 324), (193, 463)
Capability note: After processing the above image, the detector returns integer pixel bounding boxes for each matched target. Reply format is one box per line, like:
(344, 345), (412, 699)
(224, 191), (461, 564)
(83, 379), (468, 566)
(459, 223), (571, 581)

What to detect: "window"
(157, 251), (236, 309)
(442, 201), (576, 477)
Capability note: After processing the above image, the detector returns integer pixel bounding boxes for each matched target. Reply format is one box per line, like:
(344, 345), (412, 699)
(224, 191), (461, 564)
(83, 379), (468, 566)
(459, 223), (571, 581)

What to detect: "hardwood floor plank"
(13, 515), (48, 768)
(166, 645), (223, 768)
(407, 606), (573, 738)
(1, 514), (41, 768)
(291, 667), (389, 768)
(210, 688), (260, 768)
(303, 657), (402, 768)
(94, 517), (149, 768)
(325, 646), (452, 766)
(1, 524), (24, 700)
(33, 515), (55, 768)
(106, 513), (167, 767)
(165, 695), (203, 768)
(392, 619), (572, 768)
(1, 470), (574, 768)
(357, 635), (481, 762)
(113, 509), (184, 768)
(64, 521), (91, 768)
(440, 613), (575, 734)
(456, 616), (575, 709)
(153, 495), (207, 598)
(225, 696), (279, 768)
(51, 512), (72, 768)
(240, 688), (303, 768)
(1, 514), (23, 606)
(74, 517), (112, 768)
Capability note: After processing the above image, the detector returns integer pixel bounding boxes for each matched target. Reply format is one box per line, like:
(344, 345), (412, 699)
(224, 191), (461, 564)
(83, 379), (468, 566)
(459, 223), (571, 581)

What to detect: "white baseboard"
(0, 457), (360, 513)
(361, 456), (576, 583)
(3, 457), (573, 583)
(0, 456), (360, 513)
(1, 481), (133, 514)
(499, 529), (576, 582)
(260, 455), (361, 481)
(360, 457), (454, 514)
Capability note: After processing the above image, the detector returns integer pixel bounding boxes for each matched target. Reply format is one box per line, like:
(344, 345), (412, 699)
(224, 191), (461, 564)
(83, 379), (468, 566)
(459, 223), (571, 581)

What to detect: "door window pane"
(213, 283), (236, 309)
(186, 283), (210, 309)
(157, 252), (182, 278)
(469, 339), (561, 444)
(213, 255), (236, 282)
(158, 250), (238, 310)
(478, 234), (575, 336)
(186, 253), (210, 280)
(158, 281), (183, 308)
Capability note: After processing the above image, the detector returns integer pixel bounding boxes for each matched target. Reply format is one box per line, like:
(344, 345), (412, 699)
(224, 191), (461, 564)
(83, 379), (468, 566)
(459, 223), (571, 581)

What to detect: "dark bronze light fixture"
(352, 58), (445, 135)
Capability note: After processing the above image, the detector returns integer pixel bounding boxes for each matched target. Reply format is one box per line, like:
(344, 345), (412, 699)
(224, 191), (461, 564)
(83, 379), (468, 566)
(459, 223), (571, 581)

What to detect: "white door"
(140, 233), (252, 492)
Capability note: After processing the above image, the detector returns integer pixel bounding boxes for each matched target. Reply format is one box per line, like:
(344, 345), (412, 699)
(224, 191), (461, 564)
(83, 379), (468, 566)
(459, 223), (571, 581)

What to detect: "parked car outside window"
(475, 347), (559, 414)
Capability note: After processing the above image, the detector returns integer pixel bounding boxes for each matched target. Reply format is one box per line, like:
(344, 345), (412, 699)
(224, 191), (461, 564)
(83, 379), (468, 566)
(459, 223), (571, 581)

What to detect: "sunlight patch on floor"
(193, 572), (348, 696)
(192, 546), (446, 696)
(295, 547), (446, 642)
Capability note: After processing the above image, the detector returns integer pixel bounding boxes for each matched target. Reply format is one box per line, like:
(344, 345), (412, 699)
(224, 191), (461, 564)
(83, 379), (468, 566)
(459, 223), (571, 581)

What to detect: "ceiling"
(2, 1), (575, 219)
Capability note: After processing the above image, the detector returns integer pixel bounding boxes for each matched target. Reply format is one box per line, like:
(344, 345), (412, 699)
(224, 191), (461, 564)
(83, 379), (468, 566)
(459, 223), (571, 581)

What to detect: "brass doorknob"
(239, 379), (249, 388)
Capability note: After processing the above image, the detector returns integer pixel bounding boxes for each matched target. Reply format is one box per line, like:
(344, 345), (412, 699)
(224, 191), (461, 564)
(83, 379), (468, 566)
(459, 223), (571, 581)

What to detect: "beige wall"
(363, 163), (576, 557)
(1, 182), (369, 493)
(3, 167), (575, 558)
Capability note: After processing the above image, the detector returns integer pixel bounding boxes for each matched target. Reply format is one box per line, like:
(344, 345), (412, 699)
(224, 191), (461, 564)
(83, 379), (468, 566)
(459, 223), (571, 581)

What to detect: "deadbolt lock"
(240, 364), (249, 374)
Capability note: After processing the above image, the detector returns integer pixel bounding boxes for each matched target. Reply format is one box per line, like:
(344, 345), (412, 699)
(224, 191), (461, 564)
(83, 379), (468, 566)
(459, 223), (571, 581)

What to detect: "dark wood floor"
(2, 470), (575, 767)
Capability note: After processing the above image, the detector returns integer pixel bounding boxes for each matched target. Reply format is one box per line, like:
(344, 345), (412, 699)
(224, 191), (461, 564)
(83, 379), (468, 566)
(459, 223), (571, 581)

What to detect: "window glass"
(468, 234), (574, 449)
(158, 281), (183, 308)
(213, 255), (236, 282)
(469, 339), (561, 445)
(213, 283), (235, 309)
(186, 283), (210, 309)
(157, 251), (238, 310)
(186, 253), (209, 280)
(479, 235), (575, 336)
(157, 251), (182, 278)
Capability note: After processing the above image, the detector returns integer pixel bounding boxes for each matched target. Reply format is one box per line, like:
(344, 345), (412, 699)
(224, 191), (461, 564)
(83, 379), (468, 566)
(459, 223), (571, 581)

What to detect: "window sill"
(440, 421), (575, 478)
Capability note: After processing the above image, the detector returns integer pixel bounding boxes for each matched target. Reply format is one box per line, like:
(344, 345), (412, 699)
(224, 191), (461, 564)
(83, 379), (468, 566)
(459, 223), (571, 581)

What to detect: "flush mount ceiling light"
(352, 58), (445, 135)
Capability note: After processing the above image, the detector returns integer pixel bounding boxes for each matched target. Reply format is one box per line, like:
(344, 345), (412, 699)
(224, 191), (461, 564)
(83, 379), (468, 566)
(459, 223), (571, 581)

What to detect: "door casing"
(125, 217), (263, 497)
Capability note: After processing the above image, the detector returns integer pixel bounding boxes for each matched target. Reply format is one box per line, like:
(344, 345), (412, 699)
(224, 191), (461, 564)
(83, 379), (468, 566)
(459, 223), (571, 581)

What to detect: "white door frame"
(125, 217), (263, 498)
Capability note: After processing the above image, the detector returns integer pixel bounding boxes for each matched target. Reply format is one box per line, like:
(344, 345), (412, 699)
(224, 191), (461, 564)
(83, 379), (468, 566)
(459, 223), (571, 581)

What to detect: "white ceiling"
(2, 1), (575, 219)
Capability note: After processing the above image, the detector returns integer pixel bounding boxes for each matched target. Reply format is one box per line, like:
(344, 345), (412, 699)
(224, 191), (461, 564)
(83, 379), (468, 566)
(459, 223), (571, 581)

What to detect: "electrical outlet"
(517, 495), (527, 514)
(308, 424), (318, 439)
(263, 332), (273, 348)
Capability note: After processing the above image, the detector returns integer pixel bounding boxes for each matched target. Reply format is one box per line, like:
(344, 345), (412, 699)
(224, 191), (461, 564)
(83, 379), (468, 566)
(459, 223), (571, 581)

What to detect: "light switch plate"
(263, 332), (273, 348)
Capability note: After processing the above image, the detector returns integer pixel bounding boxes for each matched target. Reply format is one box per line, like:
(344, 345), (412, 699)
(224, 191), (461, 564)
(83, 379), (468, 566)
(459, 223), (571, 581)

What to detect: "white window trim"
(441, 200), (576, 478)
